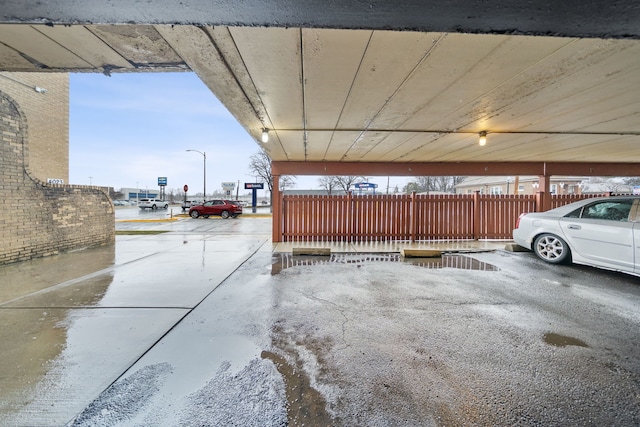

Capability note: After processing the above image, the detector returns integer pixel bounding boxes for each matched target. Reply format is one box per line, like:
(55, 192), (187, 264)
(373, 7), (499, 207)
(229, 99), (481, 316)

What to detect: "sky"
(69, 72), (409, 197)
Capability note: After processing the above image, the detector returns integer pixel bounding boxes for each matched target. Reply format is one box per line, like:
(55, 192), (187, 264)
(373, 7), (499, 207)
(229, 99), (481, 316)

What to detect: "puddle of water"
(543, 333), (589, 348)
(271, 253), (499, 275)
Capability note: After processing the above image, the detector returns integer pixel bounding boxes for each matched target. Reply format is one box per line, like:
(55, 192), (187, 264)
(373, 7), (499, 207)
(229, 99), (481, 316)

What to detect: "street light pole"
(186, 149), (206, 200)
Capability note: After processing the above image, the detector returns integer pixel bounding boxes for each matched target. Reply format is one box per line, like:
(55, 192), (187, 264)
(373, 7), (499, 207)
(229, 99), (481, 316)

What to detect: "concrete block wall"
(1, 90), (114, 265)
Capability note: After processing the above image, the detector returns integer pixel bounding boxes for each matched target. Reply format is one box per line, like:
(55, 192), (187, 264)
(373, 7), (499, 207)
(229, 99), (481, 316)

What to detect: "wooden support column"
(272, 174), (282, 242)
(347, 191), (354, 241)
(410, 191), (417, 242)
(473, 191), (481, 240)
(538, 174), (551, 212)
(535, 191), (543, 212)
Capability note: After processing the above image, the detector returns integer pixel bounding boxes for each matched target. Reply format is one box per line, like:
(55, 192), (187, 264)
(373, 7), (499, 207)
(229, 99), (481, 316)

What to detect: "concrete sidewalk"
(0, 217), (273, 426)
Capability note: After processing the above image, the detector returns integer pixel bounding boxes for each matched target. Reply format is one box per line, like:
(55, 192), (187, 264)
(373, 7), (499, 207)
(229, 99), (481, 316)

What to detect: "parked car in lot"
(513, 196), (640, 276)
(138, 198), (168, 209)
(188, 200), (242, 219)
(181, 200), (198, 212)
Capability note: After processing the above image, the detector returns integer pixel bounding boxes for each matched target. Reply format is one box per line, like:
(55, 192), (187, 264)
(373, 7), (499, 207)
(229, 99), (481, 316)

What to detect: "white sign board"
(221, 182), (236, 190)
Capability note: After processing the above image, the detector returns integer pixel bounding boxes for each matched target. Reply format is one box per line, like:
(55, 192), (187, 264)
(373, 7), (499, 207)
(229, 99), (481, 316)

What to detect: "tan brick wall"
(0, 88), (114, 265)
(0, 72), (68, 183)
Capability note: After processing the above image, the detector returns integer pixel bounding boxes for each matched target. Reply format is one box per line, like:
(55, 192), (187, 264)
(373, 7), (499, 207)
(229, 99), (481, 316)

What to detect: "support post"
(535, 191), (544, 212)
(348, 191), (354, 242)
(410, 191), (417, 242)
(473, 191), (481, 240)
(272, 174), (282, 242)
(538, 175), (551, 211)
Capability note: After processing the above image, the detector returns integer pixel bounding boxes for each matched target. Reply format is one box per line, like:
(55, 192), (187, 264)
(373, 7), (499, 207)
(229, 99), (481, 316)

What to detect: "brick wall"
(0, 72), (69, 183)
(0, 89), (114, 265)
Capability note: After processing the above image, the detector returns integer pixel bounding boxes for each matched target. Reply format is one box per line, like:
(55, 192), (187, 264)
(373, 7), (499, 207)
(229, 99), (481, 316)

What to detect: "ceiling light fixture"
(261, 128), (269, 143)
(478, 131), (487, 146)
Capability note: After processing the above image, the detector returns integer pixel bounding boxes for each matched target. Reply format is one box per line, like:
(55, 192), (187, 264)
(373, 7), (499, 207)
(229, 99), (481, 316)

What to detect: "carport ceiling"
(1, 23), (640, 171)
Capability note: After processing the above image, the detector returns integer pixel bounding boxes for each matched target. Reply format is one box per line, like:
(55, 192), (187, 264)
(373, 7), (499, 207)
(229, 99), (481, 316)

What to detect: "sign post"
(221, 181), (236, 197)
(158, 176), (168, 200)
(245, 182), (264, 213)
(181, 185), (189, 211)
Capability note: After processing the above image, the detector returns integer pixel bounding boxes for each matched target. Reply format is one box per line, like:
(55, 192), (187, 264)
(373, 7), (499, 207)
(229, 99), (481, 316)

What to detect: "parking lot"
(1, 208), (639, 426)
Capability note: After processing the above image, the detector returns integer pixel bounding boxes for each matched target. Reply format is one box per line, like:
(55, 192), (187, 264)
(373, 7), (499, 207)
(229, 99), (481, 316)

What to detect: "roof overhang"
(1, 1), (640, 176)
(2, 1), (640, 40)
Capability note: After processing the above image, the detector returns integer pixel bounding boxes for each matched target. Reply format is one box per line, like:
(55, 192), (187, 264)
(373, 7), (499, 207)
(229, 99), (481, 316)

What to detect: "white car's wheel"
(533, 234), (571, 264)
(163, 204), (168, 209)
(151, 204), (157, 210)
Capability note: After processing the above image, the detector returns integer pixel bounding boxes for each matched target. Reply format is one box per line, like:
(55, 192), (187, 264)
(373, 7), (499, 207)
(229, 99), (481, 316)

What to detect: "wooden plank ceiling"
(1, 24), (639, 171)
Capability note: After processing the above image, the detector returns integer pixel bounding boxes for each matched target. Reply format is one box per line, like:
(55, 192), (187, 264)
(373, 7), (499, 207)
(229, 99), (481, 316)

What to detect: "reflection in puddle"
(271, 253), (499, 274)
(0, 244), (115, 303)
(543, 333), (589, 348)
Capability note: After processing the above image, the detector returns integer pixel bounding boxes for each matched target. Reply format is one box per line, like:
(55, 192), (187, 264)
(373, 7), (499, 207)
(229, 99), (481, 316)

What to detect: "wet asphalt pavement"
(0, 206), (639, 426)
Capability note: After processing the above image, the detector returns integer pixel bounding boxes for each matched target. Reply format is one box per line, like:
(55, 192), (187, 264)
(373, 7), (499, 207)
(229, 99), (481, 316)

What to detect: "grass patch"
(116, 230), (170, 235)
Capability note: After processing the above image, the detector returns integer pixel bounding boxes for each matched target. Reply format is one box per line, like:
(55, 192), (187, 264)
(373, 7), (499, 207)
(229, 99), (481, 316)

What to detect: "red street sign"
(183, 184), (189, 192)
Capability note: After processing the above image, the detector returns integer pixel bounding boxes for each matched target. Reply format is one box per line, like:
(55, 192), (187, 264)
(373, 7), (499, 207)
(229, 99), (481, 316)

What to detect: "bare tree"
(109, 188), (123, 200)
(403, 176), (464, 193)
(248, 150), (272, 190)
(623, 176), (640, 187)
(582, 177), (629, 193)
(333, 176), (365, 193)
(318, 176), (340, 195)
(403, 181), (422, 193)
(279, 175), (296, 191)
(247, 149), (296, 203)
(599, 178), (626, 193)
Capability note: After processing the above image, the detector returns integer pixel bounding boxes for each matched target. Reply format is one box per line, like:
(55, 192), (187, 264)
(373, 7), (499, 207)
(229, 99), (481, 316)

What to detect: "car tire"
(221, 210), (230, 219)
(190, 210), (200, 219)
(151, 204), (157, 210)
(163, 204), (168, 209)
(533, 233), (571, 264)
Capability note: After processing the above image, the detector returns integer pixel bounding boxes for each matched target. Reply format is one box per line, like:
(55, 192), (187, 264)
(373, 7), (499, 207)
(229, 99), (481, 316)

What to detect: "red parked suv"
(188, 200), (242, 219)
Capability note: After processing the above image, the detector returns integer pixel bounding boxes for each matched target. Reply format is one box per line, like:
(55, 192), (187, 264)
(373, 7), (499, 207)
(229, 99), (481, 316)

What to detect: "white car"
(138, 198), (168, 209)
(513, 196), (640, 275)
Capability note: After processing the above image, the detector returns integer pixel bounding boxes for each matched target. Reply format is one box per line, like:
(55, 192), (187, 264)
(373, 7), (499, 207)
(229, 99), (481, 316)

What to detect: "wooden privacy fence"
(280, 192), (600, 242)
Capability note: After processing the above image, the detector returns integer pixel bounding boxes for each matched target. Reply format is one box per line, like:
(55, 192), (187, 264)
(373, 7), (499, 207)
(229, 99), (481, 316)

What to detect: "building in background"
(454, 176), (586, 195)
(119, 187), (160, 201)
